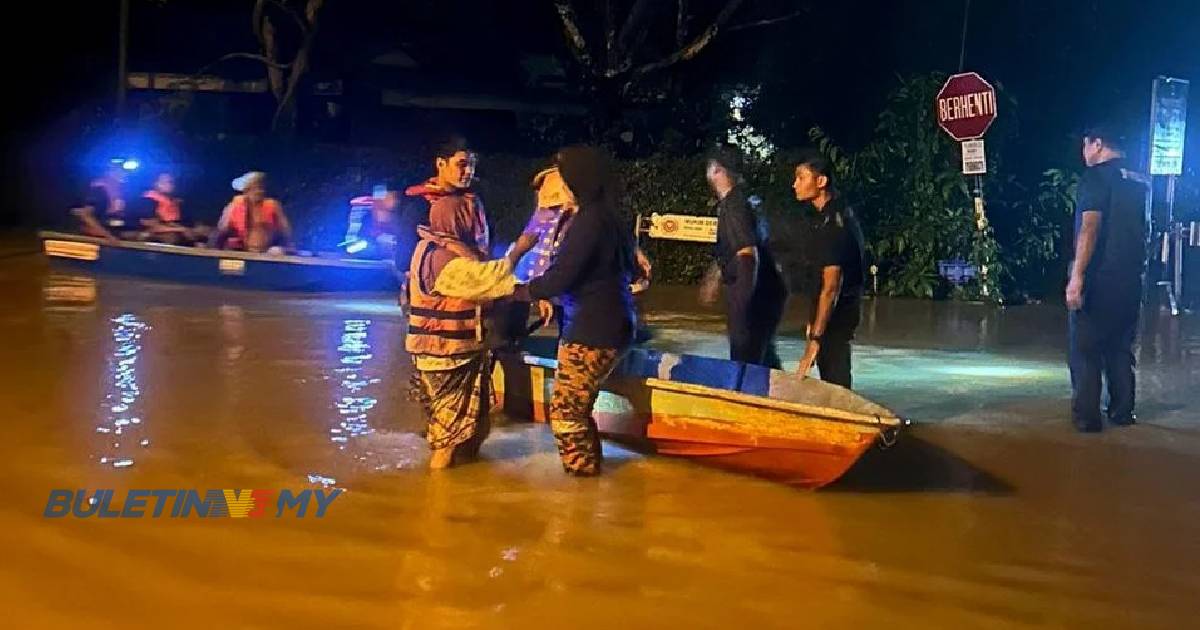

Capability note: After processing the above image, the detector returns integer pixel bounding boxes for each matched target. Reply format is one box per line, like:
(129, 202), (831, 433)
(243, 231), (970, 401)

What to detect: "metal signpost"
(936, 72), (998, 294)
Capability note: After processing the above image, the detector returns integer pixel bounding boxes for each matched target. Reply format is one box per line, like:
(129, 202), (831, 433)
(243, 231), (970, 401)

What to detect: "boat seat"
(618, 348), (744, 391)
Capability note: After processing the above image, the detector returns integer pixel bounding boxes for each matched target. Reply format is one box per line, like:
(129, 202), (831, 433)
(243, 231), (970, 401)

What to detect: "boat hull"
(496, 348), (900, 488)
(39, 231), (398, 292)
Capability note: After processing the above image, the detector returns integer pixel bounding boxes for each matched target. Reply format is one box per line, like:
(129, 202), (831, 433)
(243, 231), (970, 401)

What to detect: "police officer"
(1066, 124), (1149, 432)
(792, 151), (865, 389)
(699, 145), (787, 368)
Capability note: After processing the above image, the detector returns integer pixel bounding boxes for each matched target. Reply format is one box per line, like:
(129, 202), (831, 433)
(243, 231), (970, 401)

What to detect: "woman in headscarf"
(406, 186), (537, 469)
(516, 146), (637, 476)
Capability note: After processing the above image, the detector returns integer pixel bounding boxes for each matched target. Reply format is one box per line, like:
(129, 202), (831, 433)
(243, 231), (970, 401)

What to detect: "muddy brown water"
(2, 251), (1198, 629)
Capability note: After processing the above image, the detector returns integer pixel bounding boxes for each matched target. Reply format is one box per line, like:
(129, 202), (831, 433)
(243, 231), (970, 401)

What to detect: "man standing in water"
(699, 146), (787, 368)
(1066, 125), (1148, 432)
(792, 151), (865, 388)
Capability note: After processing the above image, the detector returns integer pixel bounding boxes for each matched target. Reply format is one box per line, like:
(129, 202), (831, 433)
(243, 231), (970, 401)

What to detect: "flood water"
(2, 249), (1199, 629)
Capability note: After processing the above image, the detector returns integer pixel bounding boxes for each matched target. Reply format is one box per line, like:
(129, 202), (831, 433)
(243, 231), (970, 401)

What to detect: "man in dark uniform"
(792, 151), (865, 389)
(699, 146), (788, 368)
(1066, 125), (1149, 432)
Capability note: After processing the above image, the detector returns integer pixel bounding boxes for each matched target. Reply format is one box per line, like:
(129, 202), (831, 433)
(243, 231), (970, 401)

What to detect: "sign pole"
(117, 0), (130, 117)
(973, 173), (988, 295)
(937, 73), (997, 298)
(1168, 175), (1183, 305)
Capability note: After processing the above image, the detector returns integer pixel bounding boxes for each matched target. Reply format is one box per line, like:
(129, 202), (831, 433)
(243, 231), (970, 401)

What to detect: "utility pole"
(117, 0), (130, 117)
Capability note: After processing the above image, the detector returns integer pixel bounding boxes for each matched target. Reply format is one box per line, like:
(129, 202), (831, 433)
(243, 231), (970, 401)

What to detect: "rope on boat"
(877, 415), (906, 449)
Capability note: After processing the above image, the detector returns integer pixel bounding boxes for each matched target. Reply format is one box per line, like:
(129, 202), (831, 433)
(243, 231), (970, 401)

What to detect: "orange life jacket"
(224, 195), (283, 248)
(404, 239), (484, 357)
(143, 190), (181, 222)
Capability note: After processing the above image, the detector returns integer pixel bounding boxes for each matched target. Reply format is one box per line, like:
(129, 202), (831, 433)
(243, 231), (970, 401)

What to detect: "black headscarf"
(554, 145), (635, 277)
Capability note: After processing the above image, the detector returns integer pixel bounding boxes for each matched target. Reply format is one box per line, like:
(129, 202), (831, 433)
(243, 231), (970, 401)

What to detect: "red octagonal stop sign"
(935, 72), (997, 141)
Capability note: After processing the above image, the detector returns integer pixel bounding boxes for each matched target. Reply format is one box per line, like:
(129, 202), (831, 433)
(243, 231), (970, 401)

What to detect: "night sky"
(3, 0), (1198, 225)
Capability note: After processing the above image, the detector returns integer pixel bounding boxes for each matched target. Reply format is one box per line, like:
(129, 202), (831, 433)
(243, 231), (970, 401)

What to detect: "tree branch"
(676, 0), (689, 48)
(625, 0), (747, 82)
(272, 0), (325, 130)
(604, 0), (615, 70)
(262, 17), (286, 100)
(726, 9), (806, 32)
(252, 0), (268, 49)
(553, 0), (597, 74)
(613, 0), (660, 74)
(204, 52), (293, 71)
(266, 0), (309, 34)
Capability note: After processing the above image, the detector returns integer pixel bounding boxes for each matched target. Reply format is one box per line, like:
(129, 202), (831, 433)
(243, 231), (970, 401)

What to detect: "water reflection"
(95, 313), (149, 469)
(330, 318), (379, 448)
(42, 273), (96, 312)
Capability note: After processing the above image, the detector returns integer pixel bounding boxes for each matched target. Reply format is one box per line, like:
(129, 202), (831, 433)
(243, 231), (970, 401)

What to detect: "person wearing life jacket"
(210, 171), (294, 253)
(343, 187), (400, 259)
(406, 146), (538, 468)
(396, 138), (489, 276)
(71, 163), (128, 241)
(135, 173), (210, 245)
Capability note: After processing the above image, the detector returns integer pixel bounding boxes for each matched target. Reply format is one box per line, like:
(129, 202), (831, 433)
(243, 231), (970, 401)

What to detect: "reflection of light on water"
(43, 274), (97, 312)
(306, 473), (338, 488)
(328, 300), (403, 316)
(329, 319), (379, 448)
(97, 314), (149, 468)
(932, 365), (1049, 378)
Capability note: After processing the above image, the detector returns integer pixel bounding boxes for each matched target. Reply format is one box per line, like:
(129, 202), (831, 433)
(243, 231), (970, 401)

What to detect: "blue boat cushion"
(737, 363), (773, 397)
(616, 347), (665, 379)
(617, 348), (744, 391)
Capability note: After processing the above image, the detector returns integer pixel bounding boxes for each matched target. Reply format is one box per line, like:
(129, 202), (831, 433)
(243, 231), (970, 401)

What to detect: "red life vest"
(224, 195), (284, 249)
(404, 239), (484, 357)
(143, 190), (182, 222)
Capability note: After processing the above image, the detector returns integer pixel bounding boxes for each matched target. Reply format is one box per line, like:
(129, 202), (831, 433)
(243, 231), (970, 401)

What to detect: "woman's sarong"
(413, 353), (491, 453)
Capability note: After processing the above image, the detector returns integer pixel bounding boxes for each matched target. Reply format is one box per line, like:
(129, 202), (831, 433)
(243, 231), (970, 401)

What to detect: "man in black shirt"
(699, 146), (787, 368)
(1067, 125), (1149, 432)
(792, 151), (865, 388)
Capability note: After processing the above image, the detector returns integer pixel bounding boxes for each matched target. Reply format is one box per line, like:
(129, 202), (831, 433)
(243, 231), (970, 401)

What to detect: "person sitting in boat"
(513, 146), (638, 477)
(209, 171), (294, 253)
(132, 173), (210, 246)
(71, 162), (128, 241)
(343, 187), (400, 259)
(407, 174), (539, 470)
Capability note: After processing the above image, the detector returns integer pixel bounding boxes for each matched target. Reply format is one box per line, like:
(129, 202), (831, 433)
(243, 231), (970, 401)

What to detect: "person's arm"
(698, 261), (722, 305)
(797, 265), (843, 376)
(432, 233), (538, 301)
(1066, 170), (1108, 311)
(724, 200), (761, 304)
(634, 247), (652, 281)
(505, 232), (539, 268)
(527, 211), (600, 301)
(433, 257), (519, 301)
(728, 246), (759, 305)
(1066, 211), (1101, 310)
(275, 205), (295, 248)
(208, 203), (234, 248)
(72, 206), (117, 241)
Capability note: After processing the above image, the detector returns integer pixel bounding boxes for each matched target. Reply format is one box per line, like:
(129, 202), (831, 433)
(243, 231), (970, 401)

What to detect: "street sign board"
(961, 139), (987, 174)
(936, 72), (998, 141)
(1149, 76), (1189, 176)
(646, 213), (718, 243)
